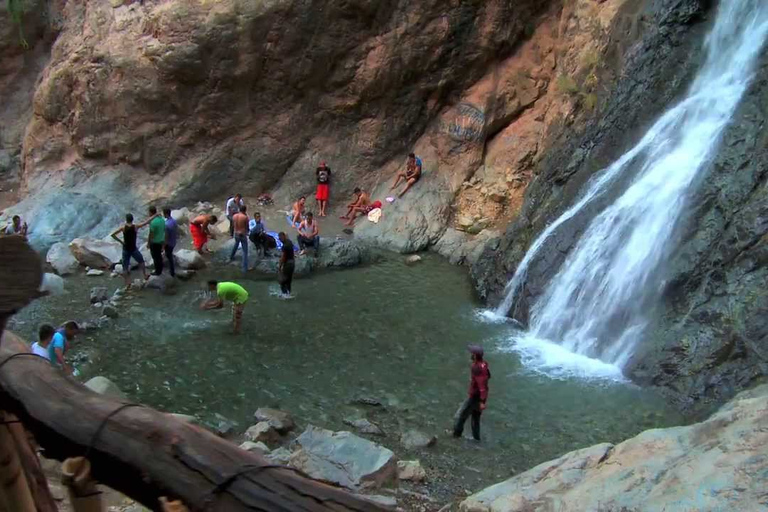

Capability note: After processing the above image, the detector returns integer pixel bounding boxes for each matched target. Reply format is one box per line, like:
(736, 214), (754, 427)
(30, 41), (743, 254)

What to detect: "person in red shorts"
(315, 161), (331, 217)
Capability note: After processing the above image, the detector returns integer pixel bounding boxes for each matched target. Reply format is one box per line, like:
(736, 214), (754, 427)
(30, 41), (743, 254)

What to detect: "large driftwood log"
(0, 237), (388, 512)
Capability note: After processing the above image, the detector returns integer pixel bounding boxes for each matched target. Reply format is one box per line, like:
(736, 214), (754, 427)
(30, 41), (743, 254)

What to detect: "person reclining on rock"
(111, 213), (151, 286)
(390, 152), (422, 198)
(297, 212), (320, 256)
(201, 280), (249, 334)
(190, 214), (218, 254)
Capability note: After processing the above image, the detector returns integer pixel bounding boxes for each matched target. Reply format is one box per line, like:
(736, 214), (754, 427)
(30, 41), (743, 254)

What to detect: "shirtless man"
(289, 196), (306, 227)
(229, 205), (250, 273)
(190, 214), (218, 254)
(340, 188), (369, 223)
(390, 153), (423, 197)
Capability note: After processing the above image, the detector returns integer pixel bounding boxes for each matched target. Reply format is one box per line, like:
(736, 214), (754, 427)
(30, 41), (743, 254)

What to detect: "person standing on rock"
(315, 161), (331, 217)
(147, 206), (166, 276)
(297, 212), (320, 256)
(48, 321), (80, 375)
(278, 232), (295, 298)
(229, 205), (250, 273)
(390, 153), (422, 198)
(226, 194), (245, 238)
(111, 213), (150, 286)
(201, 280), (249, 334)
(453, 345), (491, 442)
(163, 208), (178, 278)
(190, 214), (218, 254)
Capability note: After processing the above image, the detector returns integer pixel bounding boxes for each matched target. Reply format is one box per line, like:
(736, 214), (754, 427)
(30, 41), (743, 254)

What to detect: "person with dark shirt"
(111, 213), (149, 286)
(163, 208), (178, 278)
(315, 161), (331, 217)
(453, 344), (491, 441)
(278, 231), (295, 298)
(147, 205), (166, 276)
(249, 212), (270, 257)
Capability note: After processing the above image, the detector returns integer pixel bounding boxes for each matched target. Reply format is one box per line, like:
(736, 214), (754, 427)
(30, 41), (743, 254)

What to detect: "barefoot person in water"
(190, 214), (218, 254)
(201, 280), (249, 334)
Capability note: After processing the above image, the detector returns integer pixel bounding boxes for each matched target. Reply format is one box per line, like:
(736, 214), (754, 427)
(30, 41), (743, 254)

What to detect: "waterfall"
(495, 0), (768, 374)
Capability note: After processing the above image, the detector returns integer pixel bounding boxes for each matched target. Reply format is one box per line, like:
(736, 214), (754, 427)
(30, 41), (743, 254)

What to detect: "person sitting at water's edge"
(453, 344), (490, 442)
(3, 214), (28, 237)
(31, 324), (55, 361)
(289, 196), (306, 227)
(249, 212), (271, 257)
(315, 161), (331, 217)
(49, 321), (80, 376)
(278, 232), (295, 299)
(226, 194), (245, 238)
(111, 213), (150, 286)
(147, 206), (166, 276)
(297, 212), (320, 256)
(190, 213), (218, 254)
(229, 205), (250, 273)
(391, 152), (422, 198)
(201, 280), (249, 334)
(163, 207), (178, 278)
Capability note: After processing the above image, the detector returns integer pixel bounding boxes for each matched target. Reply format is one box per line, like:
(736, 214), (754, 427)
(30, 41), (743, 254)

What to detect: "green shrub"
(6, 0), (29, 48)
(556, 74), (579, 95)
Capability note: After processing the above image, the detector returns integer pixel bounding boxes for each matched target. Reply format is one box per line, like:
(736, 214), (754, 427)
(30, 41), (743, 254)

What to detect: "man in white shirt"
(225, 194), (245, 238)
(31, 324), (54, 360)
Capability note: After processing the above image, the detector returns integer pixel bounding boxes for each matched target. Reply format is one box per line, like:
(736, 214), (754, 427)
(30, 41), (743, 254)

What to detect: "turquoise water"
(9, 255), (685, 497)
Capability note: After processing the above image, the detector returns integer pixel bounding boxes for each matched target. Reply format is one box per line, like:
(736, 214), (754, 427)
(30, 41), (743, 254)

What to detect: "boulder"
(244, 422), (282, 446)
(102, 305), (119, 319)
(175, 269), (196, 281)
(289, 425), (396, 489)
(175, 249), (206, 270)
(343, 418), (385, 436)
(46, 242), (79, 275)
(400, 430), (436, 450)
(69, 238), (123, 269)
(238, 441), (270, 456)
(90, 287), (108, 304)
(405, 254), (422, 265)
(266, 447), (292, 465)
(113, 264), (124, 274)
(460, 385), (768, 512)
(253, 408), (295, 434)
(145, 274), (176, 293)
(84, 377), (126, 400)
(86, 269), (105, 276)
(40, 273), (65, 296)
(397, 460), (426, 482)
(171, 207), (191, 224)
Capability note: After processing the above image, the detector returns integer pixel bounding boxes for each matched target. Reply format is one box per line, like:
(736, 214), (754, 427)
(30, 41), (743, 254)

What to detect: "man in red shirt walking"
(453, 345), (491, 441)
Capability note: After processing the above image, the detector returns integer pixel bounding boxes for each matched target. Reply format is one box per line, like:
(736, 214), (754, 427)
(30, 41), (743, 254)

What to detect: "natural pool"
(10, 254), (685, 499)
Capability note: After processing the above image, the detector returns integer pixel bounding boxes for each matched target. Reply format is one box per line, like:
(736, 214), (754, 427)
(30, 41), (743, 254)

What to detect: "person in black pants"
(146, 205), (165, 276)
(163, 208), (178, 277)
(453, 345), (491, 441)
(278, 232), (295, 298)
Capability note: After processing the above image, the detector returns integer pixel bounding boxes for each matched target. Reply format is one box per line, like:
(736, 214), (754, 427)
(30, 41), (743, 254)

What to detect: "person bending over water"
(453, 345), (491, 442)
(190, 214), (218, 254)
(278, 232), (295, 298)
(111, 213), (150, 286)
(49, 321), (80, 376)
(201, 280), (249, 334)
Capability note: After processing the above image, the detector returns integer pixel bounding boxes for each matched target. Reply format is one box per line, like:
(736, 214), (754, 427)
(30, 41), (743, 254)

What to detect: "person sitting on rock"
(249, 212), (271, 257)
(340, 188), (369, 224)
(343, 189), (382, 227)
(190, 214), (218, 254)
(289, 196), (306, 227)
(297, 212), (320, 256)
(111, 213), (150, 286)
(201, 280), (249, 334)
(390, 152), (423, 198)
(4, 215), (28, 237)
(48, 321), (80, 376)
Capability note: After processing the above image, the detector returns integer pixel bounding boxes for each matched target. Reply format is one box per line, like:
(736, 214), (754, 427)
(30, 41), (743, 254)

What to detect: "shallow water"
(10, 255), (685, 497)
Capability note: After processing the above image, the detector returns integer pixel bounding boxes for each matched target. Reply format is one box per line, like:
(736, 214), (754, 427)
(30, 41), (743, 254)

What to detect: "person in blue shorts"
(111, 213), (149, 286)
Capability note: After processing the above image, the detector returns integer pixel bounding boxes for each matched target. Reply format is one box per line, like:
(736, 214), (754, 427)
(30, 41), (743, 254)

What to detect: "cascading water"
(494, 0), (768, 377)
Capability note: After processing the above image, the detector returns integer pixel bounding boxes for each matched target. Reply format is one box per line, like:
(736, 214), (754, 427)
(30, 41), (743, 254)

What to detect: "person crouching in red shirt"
(453, 345), (491, 441)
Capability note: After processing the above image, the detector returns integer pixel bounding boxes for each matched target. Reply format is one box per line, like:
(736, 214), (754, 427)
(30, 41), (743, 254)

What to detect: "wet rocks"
(266, 447), (292, 465)
(343, 418), (385, 436)
(244, 422), (282, 446)
(86, 269), (104, 277)
(174, 249), (206, 270)
(102, 305), (118, 319)
(175, 269), (196, 281)
(355, 396), (383, 407)
(46, 242), (79, 275)
(289, 425), (396, 489)
(400, 430), (436, 450)
(397, 460), (426, 482)
(145, 274), (177, 294)
(70, 238), (122, 269)
(253, 408), (295, 434)
(90, 287), (108, 304)
(84, 376), (126, 400)
(405, 255), (422, 265)
(460, 384), (768, 512)
(171, 208), (191, 224)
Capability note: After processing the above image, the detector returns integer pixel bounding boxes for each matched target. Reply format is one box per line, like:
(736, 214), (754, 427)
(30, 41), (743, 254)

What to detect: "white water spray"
(495, 0), (768, 375)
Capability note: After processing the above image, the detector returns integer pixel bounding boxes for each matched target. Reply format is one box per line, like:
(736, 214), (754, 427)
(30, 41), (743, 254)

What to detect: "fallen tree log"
(0, 238), (389, 512)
